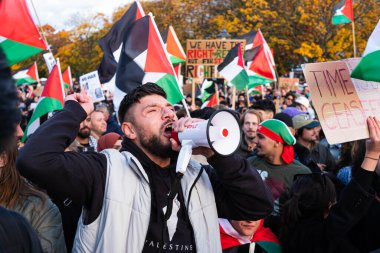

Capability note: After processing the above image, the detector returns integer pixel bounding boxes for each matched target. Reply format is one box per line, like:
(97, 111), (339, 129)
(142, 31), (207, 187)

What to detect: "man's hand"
(65, 91), (94, 116)
(170, 117), (215, 158)
(365, 116), (380, 157)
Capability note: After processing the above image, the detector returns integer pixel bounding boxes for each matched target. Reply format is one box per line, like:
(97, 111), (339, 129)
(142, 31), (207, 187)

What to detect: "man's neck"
(264, 154), (284, 165)
(244, 135), (256, 147)
(76, 136), (89, 145)
(91, 132), (101, 140)
(297, 137), (314, 150)
(136, 143), (171, 168)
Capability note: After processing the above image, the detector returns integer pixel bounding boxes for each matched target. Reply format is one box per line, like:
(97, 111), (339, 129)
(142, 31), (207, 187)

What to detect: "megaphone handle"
(176, 143), (193, 174)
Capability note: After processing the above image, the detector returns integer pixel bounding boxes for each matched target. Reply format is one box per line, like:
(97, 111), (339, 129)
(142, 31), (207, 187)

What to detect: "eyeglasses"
(293, 172), (327, 189)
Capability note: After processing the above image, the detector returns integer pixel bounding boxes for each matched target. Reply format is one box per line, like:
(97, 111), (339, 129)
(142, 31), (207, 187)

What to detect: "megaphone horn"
(171, 109), (241, 157)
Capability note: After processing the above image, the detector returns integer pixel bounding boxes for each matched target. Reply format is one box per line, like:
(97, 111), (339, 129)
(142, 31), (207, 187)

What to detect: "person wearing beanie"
(292, 114), (336, 173)
(248, 119), (311, 218)
(273, 113), (295, 136)
(97, 132), (123, 152)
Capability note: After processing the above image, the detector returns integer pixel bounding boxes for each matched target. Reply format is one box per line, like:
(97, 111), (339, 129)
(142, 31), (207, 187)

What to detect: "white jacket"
(73, 149), (221, 253)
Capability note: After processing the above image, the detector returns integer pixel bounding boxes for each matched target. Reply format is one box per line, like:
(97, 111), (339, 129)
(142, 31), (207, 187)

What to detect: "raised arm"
(205, 154), (274, 221)
(17, 93), (107, 209)
(325, 116), (380, 240)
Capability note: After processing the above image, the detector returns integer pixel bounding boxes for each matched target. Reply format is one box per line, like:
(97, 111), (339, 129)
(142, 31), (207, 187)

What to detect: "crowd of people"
(1, 45), (380, 253)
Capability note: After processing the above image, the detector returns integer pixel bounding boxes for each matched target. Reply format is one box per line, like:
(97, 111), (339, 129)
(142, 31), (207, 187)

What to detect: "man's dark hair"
(190, 107), (216, 120)
(118, 83), (166, 123)
(250, 99), (276, 115)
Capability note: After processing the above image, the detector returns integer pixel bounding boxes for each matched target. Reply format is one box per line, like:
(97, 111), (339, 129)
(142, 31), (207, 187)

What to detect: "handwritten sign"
(279, 78), (299, 91)
(303, 59), (380, 144)
(79, 71), (105, 103)
(186, 39), (245, 78)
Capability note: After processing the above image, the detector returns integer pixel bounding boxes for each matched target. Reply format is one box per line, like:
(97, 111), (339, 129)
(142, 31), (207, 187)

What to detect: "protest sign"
(79, 71), (105, 103)
(303, 58), (380, 144)
(279, 78), (299, 91)
(43, 52), (56, 73)
(186, 39), (245, 78)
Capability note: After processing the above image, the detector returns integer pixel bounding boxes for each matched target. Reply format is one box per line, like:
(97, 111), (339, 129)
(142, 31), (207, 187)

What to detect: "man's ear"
(121, 122), (137, 140)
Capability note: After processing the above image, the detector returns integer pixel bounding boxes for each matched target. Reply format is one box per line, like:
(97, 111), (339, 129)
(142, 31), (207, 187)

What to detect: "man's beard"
(139, 132), (175, 159)
(78, 127), (91, 138)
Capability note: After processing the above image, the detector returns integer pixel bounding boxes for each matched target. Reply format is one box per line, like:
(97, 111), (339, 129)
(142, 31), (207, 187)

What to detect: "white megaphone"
(171, 110), (241, 174)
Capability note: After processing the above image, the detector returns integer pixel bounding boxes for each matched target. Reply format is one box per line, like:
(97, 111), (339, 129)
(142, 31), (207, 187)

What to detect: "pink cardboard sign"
(303, 59), (380, 144)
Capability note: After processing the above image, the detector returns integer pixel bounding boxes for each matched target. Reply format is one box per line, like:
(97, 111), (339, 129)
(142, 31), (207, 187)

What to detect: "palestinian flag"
(22, 63), (64, 141)
(199, 78), (215, 102)
(13, 62), (39, 86)
(161, 25), (186, 65)
(62, 66), (73, 89)
(332, 0), (354, 25)
(247, 30), (276, 82)
(351, 20), (380, 82)
(219, 218), (282, 253)
(0, 0), (48, 65)
(98, 0), (145, 84)
(201, 93), (218, 108)
(115, 14), (184, 105)
(217, 43), (249, 90)
(236, 31), (257, 52)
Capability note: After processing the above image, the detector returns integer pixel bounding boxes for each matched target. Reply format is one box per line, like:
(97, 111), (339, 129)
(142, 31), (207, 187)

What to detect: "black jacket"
(0, 207), (43, 253)
(17, 101), (274, 250)
(281, 169), (376, 253)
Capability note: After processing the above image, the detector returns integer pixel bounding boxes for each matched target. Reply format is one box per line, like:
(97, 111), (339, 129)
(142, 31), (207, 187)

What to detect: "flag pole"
(352, 21), (357, 57)
(30, 0), (53, 55)
(245, 84), (250, 107)
(215, 83), (219, 105)
(181, 99), (191, 117)
(231, 86), (236, 110)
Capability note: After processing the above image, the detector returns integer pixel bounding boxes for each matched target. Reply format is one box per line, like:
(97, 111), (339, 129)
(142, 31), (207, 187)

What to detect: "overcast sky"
(29, 0), (133, 30)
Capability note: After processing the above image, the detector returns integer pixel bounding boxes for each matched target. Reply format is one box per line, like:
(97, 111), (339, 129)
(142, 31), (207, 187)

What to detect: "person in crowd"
(281, 92), (295, 110)
(294, 96), (309, 113)
(73, 115), (97, 152)
(0, 142), (66, 253)
(97, 132), (123, 152)
(280, 117), (380, 253)
(219, 218), (281, 253)
(251, 100), (276, 120)
(236, 109), (262, 158)
(318, 129), (341, 163)
(248, 119), (311, 217)
(292, 114), (336, 172)
(294, 95), (316, 119)
(95, 103), (124, 136)
(273, 113), (296, 136)
(89, 110), (107, 141)
(15, 123), (24, 149)
(0, 46), (44, 252)
(17, 83), (273, 252)
(281, 107), (305, 118)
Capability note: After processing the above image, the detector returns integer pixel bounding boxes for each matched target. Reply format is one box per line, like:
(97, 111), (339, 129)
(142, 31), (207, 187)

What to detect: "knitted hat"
(257, 119), (296, 164)
(274, 113), (293, 128)
(97, 132), (122, 152)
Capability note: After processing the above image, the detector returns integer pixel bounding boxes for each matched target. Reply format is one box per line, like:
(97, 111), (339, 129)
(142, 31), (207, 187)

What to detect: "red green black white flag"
(115, 14), (184, 105)
(0, 0), (48, 65)
(22, 61), (64, 141)
(332, 0), (354, 25)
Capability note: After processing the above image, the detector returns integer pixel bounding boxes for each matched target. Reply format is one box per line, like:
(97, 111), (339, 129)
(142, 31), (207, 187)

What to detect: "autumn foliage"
(13, 0), (380, 78)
